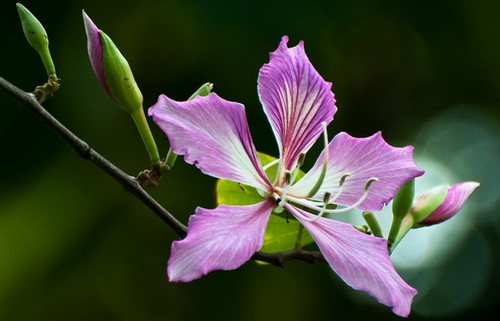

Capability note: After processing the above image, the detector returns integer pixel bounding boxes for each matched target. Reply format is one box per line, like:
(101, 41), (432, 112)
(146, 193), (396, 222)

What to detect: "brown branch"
(252, 249), (325, 267)
(0, 76), (187, 237)
(0, 76), (325, 266)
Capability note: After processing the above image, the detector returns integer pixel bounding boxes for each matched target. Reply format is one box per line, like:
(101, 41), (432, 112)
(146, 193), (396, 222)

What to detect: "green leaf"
(261, 215), (313, 252)
(215, 152), (314, 253)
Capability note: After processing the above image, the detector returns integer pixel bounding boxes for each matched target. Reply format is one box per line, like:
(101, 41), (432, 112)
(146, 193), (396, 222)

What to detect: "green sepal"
(388, 179), (415, 248)
(100, 30), (143, 115)
(16, 3), (56, 75)
(392, 179), (415, 220)
(99, 30), (160, 163)
(410, 185), (449, 225)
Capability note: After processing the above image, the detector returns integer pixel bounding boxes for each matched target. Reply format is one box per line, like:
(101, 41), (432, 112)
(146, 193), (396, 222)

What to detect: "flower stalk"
(363, 212), (383, 238)
(17, 3), (60, 102)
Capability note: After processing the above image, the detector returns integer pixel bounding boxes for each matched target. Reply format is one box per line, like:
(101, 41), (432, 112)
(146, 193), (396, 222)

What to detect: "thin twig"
(0, 76), (187, 237)
(252, 249), (325, 267)
(0, 76), (325, 266)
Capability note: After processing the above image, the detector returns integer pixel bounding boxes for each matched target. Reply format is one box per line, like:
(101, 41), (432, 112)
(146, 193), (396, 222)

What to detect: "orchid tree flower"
(149, 36), (424, 317)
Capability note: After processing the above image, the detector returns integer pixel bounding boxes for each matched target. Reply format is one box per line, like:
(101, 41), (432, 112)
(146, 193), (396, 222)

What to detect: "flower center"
(270, 122), (379, 221)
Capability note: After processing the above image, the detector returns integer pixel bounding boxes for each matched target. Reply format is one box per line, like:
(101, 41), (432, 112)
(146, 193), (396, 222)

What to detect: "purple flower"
(149, 36), (424, 317)
(417, 182), (479, 226)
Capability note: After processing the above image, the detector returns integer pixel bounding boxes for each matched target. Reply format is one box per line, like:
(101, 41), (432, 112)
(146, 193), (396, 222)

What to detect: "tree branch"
(0, 76), (187, 237)
(0, 76), (325, 267)
(252, 249), (325, 267)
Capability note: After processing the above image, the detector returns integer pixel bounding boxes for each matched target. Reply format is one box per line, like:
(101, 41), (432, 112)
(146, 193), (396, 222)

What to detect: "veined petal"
(290, 132), (424, 211)
(287, 205), (416, 317)
(258, 36), (336, 173)
(149, 93), (270, 191)
(419, 181), (479, 226)
(82, 11), (109, 93)
(168, 200), (275, 282)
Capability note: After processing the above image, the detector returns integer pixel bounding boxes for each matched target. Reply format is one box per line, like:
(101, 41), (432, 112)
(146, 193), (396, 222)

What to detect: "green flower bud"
(16, 3), (56, 75)
(392, 179), (415, 220)
(409, 185), (448, 225)
(83, 11), (159, 164)
(388, 179), (416, 252)
(99, 31), (143, 115)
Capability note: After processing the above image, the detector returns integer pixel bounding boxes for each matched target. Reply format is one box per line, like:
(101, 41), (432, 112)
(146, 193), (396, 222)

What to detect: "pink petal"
(287, 205), (416, 317)
(167, 200), (275, 282)
(419, 181), (479, 226)
(149, 93), (270, 191)
(258, 36), (336, 173)
(290, 132), (424, 211)
(82, 11), (109, 94)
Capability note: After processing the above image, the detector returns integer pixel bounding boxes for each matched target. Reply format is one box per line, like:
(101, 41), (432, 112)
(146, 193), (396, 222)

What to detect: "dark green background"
(1, 0), (499, 320)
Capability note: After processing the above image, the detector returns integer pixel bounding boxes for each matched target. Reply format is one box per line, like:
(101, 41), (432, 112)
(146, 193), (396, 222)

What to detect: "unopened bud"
(17, 3), (56, 75)
(415, 181), (479, 226)
(392, 179), (415, 220)
(409, 185), (449, 225)
(83, 10), (142, 115)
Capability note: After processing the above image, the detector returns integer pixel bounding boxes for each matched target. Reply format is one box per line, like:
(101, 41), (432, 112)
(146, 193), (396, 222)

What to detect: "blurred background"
(1, 0), (498, 320)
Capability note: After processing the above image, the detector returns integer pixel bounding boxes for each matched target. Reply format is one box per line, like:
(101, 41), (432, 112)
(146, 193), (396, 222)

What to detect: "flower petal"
(419, 181), (479, 226)
(167, 200), (275, 282)
(149, 93), (270, 191)
(290, 132), (424, 211)
(287, 205), (416, 317)
(258, 36), (336, 172)
(82, 11), (109, 93)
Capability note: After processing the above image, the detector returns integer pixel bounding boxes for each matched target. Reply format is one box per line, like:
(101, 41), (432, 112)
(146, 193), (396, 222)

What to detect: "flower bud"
(83, 10), (159, 164)
(409, 185), (449, 225)
(17, 3), (56, 75)
(392, 179), (415, 220)
(82, 10), (142, 115)
(416, 181), (480, 226)
(387, 179), (415, 249)
(389, 181), (479, 253)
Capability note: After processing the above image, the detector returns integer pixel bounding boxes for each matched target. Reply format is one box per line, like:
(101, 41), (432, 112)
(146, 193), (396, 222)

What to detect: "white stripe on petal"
(258, 36), (336, 175)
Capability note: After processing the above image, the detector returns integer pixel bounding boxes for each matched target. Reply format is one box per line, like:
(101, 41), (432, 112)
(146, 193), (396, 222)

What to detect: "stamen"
(329, 173), (350, 203)
(290, 176), (379, 221)
(323, 191), (332, 204)
(276, 170), (294, 206)
(305, 122), (329, 198)
(297, 153), (306, 168)
(301, 192), (331, 222)
(364, 177), (378, 190)
(263, 158), (280, 171)
(339, 173), (350, 186)
(284, 170), (292, 186)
